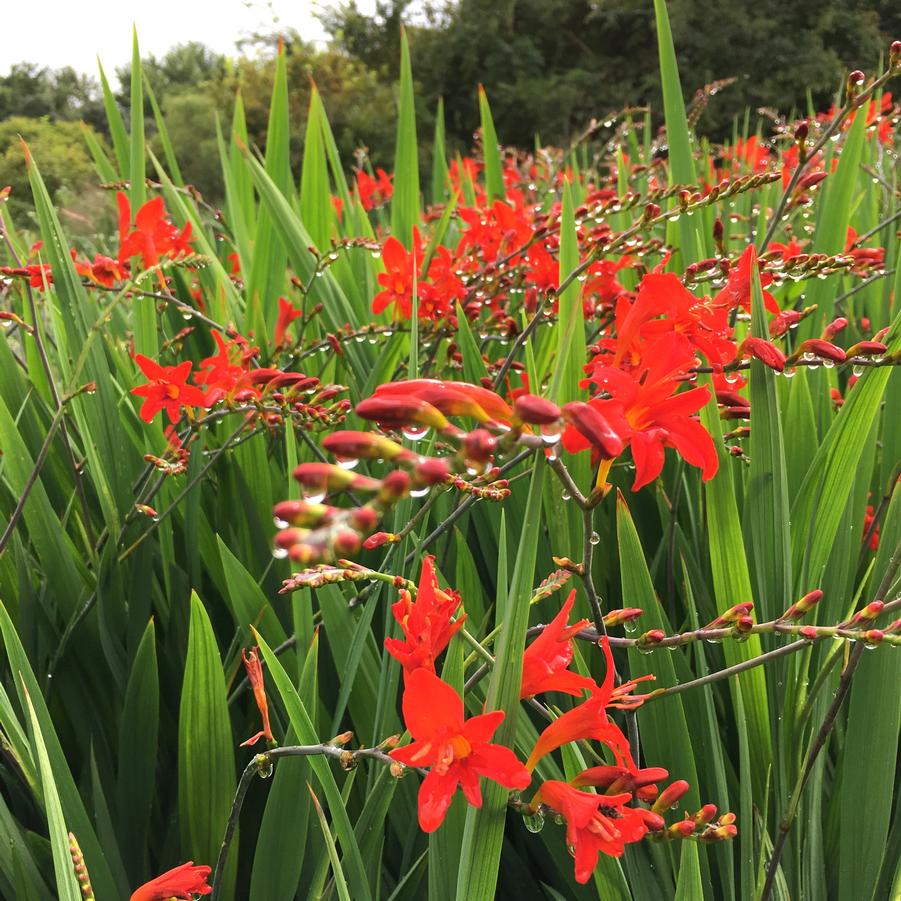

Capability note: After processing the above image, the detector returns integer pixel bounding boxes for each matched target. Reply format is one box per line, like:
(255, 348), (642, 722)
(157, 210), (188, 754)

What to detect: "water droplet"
(256, 757), (274, 778)
(589, 531), (600, 546)
(272, 547), (289, 559)
(782, 368), (796, 379)
(402, 425), (430, 442)
(823, 359), (835, 369)
(523, 811), (545, 833)
(623, 619), (639, 634)
(410, 486), (430, 498)
(637, 644), (655, 655)
(561, 490), (572, 501)
(181, 310), (193, 321)
(852, 364), (864, 377)
(335, 456), (359, 470)
(273, 516), (289, 529)
(302, 488), (326, 504)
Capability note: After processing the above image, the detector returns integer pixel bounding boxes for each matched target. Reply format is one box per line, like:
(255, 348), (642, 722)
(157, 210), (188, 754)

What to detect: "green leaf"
(790, 292), (901, 591)
(478, 87), (505, 205)
(747, 257), (792, 619)
(300, 84), (334, 252)
(456, 458), (545, 901)
(837, 486), (901, 900)
(309, 786), (353, 901)
(23, 689), (81, 901)
(128, 29), (146, 211)
(391, 28), (420, 245)
(431, 97), (449, 204)
(97, 60), (128, 173)
(179, 592), (237, 898)
(254, 632), (373, 901)
(116, 619), (159, 880)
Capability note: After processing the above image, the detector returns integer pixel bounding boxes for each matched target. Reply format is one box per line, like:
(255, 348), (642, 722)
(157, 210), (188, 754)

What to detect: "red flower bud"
(797, 338), (846, 364)
(562, 401), (626, 458)
(355, 396), (449, 431)
(740, 337), (786, 372)
(846, 341), (887, 357)
(795, 121), (809, 142)
(822, 317), (848, 340)
(323, 430), (408, 462)
(349, 506), (379, 532)
(713, 218), (724, 241)
(463, 429), (497, 463)
(363, 531), (393, 549)
(513, 394), (562, 425)
(602, 607), (644, 628)
(798, 172), (828, 190)
(653, 780), (691, 814)
(334, 530), (361, 555)
(414, 457), (452, 485)
(694, 804), (718, 825)
(379, 470), (411, 502)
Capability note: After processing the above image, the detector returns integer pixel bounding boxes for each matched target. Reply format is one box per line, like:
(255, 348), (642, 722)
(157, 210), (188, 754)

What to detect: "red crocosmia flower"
(129, 861), (212, 901)
(713, 246), (779, 316)
(520, 590), (595, 699)
(569, 340), (718, 491)
(862, 504), (880, 551)
(384, 555), (466, 675)
(526, 638), (651, 771)
(117, 192), (194, 271)
(768, 238), (804, 261)
(372, 231), (424, 319)
(356, 167), (393, 210)
(274, 296), (302, 348)
(240, 647), (275, 747)
(524, 244), (559, 293)
(535, 781), (658, 881)
(131, 354), (208, 424)
(389, 667), (531, 832)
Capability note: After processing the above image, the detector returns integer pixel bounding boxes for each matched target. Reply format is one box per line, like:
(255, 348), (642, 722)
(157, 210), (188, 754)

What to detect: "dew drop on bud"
(272, 547), (289, 559)
(273, 516), (289, 529)
(410, 486), (430, 498)
(335, 456), (359, 471)
(302, 488), (326, 504)
(401, 426), (430, 443)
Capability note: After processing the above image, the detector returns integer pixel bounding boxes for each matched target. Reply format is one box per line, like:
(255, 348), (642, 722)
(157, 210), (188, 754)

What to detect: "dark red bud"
(463, 429), (497, 463)
(562, 401), (626, 458)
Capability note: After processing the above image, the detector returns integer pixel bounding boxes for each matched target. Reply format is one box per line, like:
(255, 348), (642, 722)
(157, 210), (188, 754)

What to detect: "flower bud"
(847, 70), (865, 96)
(694, 804), (718, 825)
(653, 780), (691, 814)
(846, 340), (887, 357)
(778, 588), (823, 621)
(795, 121), (808, 143)
(603, 607), (644, 628)
(349, 506), (379, 533)
(355, 396), (449, 431)
(414, 457), (451, 485)
(562, 402), (626, 458)
(796, 338), (846, 364)
(713, 218), (724, 242)
(363, 531), (396, 549)
(798, 172), (827, 190)
(378, 470), (411, 503)
(463, 429), (497, 464)
(513, 394), (562, 425)
(323, 430), (408, 462)
(822, 317), (848, 340)
(636, 628), (666, 650)
(740, 337), (786, 372)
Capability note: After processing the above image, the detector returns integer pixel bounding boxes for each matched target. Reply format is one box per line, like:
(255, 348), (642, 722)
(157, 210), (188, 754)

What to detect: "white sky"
(0, 0), (375, 82)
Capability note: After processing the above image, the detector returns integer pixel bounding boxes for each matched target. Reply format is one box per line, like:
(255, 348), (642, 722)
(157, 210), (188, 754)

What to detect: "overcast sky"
(0, 0), (372, 82)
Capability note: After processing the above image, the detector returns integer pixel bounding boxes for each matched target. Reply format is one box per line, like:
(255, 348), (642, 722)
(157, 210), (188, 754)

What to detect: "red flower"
(526, 638), (650, 771)
(118, 192), (194, 271)
(131, 355), (208, 424)
(385, 556), (465, 675)
(356, 167), (393, 210)
(389, 668), (531, 831)
(274, 296), (302, 348)
(567, 339), (718, 491)
(372, 233), (423, 319)
(520, 590), (595, 699)
(240, 647), (275, 747)
(130, 861), (212, 901)
(536, 781), (658, 881)
(713, 246), (779, 316)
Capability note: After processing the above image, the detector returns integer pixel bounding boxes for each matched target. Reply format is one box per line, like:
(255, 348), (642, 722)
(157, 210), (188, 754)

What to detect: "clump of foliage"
(0, 8), (899, 901)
